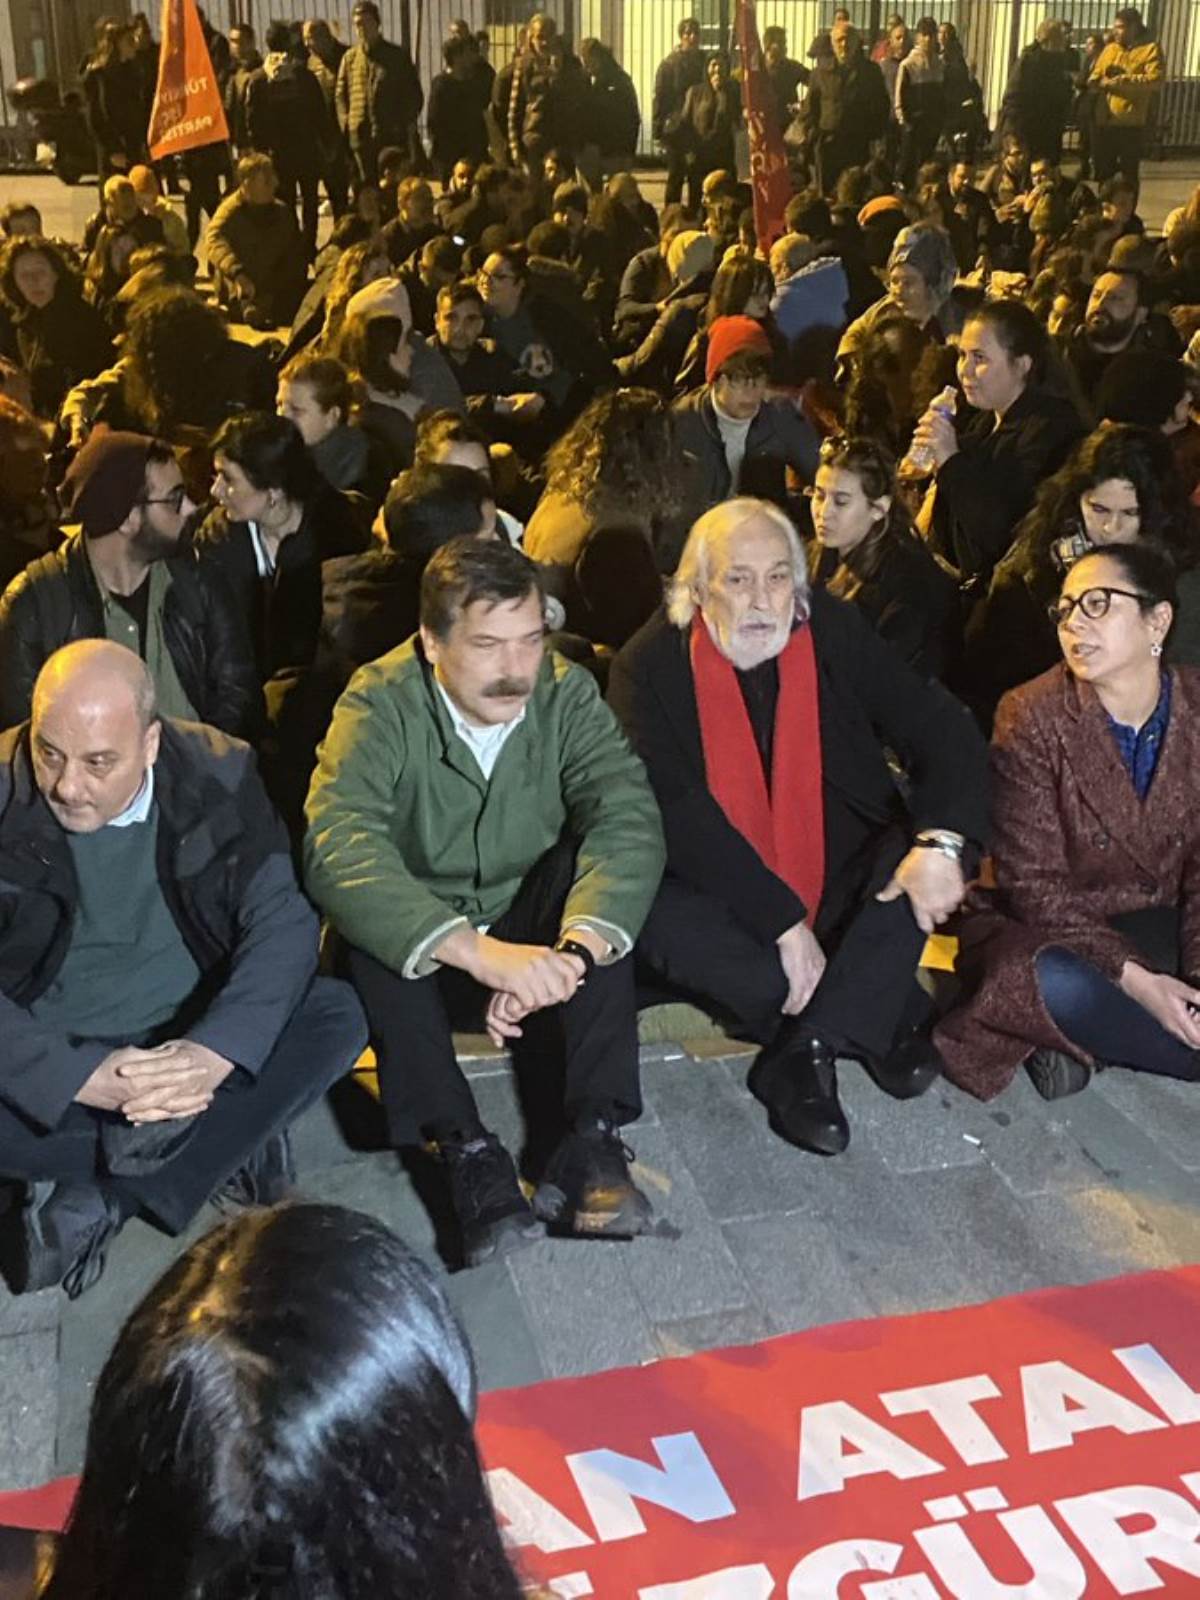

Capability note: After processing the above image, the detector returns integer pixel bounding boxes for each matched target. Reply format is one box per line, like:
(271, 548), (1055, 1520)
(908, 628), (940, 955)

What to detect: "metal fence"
(6, 0), (1200, 161)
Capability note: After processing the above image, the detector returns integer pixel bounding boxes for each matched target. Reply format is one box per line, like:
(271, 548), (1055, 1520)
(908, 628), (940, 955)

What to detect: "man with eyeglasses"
(0, 431), (262, 738)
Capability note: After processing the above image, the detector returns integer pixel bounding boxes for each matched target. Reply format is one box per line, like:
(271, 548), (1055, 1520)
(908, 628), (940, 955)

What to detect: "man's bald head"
(31, 642), (160, 834)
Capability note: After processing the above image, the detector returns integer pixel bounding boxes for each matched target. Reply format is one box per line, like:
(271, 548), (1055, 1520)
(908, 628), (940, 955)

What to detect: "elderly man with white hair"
(609, 499), (989, 1155)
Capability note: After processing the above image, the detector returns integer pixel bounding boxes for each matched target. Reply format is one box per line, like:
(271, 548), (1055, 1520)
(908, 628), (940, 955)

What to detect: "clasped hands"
(437, 929), (602, 1048)
(76, 1040), (234, 1124)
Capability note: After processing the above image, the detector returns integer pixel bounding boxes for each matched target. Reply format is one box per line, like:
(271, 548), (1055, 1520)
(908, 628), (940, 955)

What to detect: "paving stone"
(895, 1168), (1180, 1309)
(0, 1285), (59, 1339)
(1093, 1070), (1200, 1171)
(1044, 1084), (1200, 1207)
(617, 1125), (752, 1325)
(945, 1072), (1110, 1198)
(0, 1331), (57, 1492)
(507, 1238), (658, 1378)
(444, 1257), (547, 1393)
(301, 1150), (442, 1259)
(838, 1067), (987, 1175)
(644, 1052), (818, 1222)
(652, 1305), (772, 1360)
(722, 1213), (876, 1334)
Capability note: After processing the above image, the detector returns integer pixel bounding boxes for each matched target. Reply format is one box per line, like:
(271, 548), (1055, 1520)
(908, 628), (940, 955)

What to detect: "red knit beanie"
(706, 315), (772, 385)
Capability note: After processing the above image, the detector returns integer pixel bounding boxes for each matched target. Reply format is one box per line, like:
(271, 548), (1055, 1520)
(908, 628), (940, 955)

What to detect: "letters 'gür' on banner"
(736, 0), (791, 256)
(147, 0), (229, 161)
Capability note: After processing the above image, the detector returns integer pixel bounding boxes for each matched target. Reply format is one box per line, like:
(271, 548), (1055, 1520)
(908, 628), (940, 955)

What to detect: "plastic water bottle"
(899, 385), (957, 481)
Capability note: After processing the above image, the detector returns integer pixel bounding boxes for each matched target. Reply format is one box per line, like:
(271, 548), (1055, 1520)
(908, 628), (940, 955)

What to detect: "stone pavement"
(2, 158), (1200, 1493)
(5, 1028), (1200, 1492)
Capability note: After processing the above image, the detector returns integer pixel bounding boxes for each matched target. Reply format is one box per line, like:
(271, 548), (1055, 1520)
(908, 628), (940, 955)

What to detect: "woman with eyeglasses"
(807, 434), (958, 677)
(957, 425), (1196, 725)
(936, 542), (1200, 1103)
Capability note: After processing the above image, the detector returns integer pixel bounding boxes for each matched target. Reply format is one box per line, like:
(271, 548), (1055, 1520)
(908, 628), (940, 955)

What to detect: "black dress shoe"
(869, 1028), (943, 1101)
(2, 1181), (126, 1299)
(749, 1032), (850, 1156)
(1025, 1049), (1094, 1101)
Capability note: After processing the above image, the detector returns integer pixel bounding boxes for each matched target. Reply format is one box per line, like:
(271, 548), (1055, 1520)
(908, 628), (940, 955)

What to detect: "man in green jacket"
(305, 538), (666, 1267)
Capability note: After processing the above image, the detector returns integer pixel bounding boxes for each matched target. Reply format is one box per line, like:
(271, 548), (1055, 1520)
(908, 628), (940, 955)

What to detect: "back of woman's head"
(544, 387), (680, 514)
(43, 1205), (523, 1600)
(122, 288), (231, 433)
(705, 256), (772, 326)
(212, 410), (324, 504)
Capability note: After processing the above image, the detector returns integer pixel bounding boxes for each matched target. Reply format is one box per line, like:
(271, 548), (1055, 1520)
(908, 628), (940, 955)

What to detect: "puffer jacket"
(0, 535), (263, 738)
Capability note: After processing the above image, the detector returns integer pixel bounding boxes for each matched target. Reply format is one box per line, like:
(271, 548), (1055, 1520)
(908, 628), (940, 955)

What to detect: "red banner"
(477, 1266), (1200, 1596)
(736, 0), (792, 257)
(147, 0), (228, 161)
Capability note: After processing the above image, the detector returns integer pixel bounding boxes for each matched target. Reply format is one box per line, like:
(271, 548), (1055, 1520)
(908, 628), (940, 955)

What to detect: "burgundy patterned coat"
(936, 662), (1200, 1100)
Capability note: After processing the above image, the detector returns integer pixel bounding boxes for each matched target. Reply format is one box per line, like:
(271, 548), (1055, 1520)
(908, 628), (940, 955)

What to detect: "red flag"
(736, 0), (792, 255)
(147, 0), (229, 160)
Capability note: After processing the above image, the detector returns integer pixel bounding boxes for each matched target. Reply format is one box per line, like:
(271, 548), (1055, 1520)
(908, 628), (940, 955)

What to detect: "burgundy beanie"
(62, 429), (155, 537)
(706, 315), (772, 384)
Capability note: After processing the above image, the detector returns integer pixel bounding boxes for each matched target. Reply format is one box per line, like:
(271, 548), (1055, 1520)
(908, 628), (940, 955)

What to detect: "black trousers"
(277, 168), (321, 256)
(638, 834), (928, 1063)
(343, 842), (642, 1147)
(1093, 124), (1144, 187)
(0, 978), (367, 1234)
(664, 146), (700, 212)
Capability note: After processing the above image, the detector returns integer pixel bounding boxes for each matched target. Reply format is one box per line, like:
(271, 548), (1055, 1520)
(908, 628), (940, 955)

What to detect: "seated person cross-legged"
(304, 538), (666, 1267)
(0, 640), (368, 1299)
(608, 499), (990, 1156)
(937, 545), (1200, 1103)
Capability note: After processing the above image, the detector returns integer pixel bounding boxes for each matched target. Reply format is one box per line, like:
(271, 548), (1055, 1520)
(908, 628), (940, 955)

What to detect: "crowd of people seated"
(2, 3), (1200, 1324)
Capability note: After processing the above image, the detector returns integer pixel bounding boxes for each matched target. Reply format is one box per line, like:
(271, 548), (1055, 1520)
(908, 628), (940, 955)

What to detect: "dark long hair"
(809, 433), (923, 599)
(0, 236), (82, 321)
(1007, 423), (1195, 597)
(41, 1205), (525, 1600)
(120, 289), (237, 435)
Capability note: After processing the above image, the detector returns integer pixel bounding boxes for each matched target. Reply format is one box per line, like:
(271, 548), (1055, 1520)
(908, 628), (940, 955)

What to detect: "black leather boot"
(749, 1030), (850, 1156)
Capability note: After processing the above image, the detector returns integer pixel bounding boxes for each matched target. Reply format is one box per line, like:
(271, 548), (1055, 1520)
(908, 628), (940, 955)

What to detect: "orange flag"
(147, 0), (229, 160)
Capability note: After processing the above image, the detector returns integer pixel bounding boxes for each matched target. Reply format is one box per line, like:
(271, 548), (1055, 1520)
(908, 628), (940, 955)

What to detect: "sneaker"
(214, 1131), (296, 1213)
(1025, 1049), (1094, 1101)
(443, 1133), (541, 1267)
(533, 1120), (652, 1239)
(1, 1181), (126, 1299)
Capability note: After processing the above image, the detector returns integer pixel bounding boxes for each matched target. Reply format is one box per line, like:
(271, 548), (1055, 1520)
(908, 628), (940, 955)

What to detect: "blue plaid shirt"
(1105, 672), (1172, 801)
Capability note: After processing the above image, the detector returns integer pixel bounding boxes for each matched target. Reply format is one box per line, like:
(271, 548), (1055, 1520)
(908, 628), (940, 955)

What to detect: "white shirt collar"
(434, 677), (526, 781)
(107, 766), (155, 828)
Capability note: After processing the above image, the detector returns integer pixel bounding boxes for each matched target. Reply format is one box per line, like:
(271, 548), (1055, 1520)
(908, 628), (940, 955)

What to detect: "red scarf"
(691, 616), (825, 925)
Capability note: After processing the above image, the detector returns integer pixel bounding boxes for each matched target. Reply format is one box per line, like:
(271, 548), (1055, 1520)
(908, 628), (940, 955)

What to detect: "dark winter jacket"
(0, 718), (318, 1130)
(0, 536), (263, 739)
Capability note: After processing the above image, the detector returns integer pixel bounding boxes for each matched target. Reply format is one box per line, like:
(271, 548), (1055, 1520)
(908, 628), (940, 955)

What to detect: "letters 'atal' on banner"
(735, 0), (791, 256)
(147, 0), (229, 161)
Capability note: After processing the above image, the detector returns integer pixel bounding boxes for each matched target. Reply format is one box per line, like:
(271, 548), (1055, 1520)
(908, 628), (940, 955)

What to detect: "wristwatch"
(555, 936), (596, 980)
(913, 829), (966, 863)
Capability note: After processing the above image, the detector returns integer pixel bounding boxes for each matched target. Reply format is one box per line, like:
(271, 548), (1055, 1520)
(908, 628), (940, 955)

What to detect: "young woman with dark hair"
(915, 296), (1087, 584)
(807, 433), (959, 676)
(40, 1204), (531, 1600)
(959, 424), (1196, 722)
(198, 410), (365, 683)
(277, 351), (371, 493)
(0, 236), (112, 419)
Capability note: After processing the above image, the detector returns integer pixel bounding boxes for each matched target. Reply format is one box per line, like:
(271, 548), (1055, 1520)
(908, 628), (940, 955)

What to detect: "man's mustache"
(483, 678), (532, 698)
